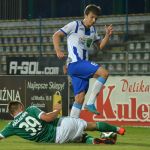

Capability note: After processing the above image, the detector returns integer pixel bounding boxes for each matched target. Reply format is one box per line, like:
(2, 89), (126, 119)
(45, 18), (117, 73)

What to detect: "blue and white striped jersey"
(60, 20), (101, 64)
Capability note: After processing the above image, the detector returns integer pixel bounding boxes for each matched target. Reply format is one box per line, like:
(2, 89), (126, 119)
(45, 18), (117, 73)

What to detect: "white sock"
(70, 102), (82, 118)
(87, 77), (106, 105)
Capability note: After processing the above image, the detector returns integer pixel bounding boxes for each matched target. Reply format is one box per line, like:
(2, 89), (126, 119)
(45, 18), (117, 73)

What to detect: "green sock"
(96, 122), (117, 132)
(85, 135), (94, 144)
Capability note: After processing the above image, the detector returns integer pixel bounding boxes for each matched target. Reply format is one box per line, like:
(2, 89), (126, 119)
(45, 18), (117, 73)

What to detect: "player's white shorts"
(55, 117), (87, 143)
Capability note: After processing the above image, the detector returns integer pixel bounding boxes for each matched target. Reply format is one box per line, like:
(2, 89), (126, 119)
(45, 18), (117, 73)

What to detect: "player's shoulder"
(26, 105), (38, 112)
(61, 20), (80, 34)
(67, 20), (83, 27)
(67, 20), (78, 26)
(74, 20), (82, 26)
(27, 105), (36, 109)
(26, 105), (43, 114)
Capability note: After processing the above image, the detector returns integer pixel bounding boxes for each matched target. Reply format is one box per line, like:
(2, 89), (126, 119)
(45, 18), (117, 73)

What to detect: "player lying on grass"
(0, 101), (125, 144)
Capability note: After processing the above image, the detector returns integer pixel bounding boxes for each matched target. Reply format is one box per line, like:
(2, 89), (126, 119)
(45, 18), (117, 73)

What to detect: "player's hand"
(53, 103), (62, 111)
(56, 50), (65, 59)
(105, 24), (113, 36)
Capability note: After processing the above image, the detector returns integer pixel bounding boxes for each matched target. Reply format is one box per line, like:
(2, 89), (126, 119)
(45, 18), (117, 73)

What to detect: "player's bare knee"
(75, 92), (85, 104)
(95, 67), (109, 79)
(98, 69), (109, 79)
(86, 122), (96, 131)
(103, 69), (109, 78)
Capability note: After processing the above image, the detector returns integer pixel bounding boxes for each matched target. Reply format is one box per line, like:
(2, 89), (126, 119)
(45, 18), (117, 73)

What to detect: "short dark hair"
(8, 101), (23, 115)
(84, 4), (101, 16)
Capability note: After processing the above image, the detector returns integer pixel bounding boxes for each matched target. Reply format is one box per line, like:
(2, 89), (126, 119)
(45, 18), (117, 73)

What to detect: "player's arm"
(40, 103), (62, 122)
(98, 24), (113, 50)
(53, 21), (76, 58)
(53, 31), (65, 59)
(0, 126), (13, 141)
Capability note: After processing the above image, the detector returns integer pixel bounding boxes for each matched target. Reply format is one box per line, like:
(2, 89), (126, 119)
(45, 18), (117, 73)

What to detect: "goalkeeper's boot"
(93, 138), (116, 144)
(84, 104), (100, 115)
(117, 127), (125, 135)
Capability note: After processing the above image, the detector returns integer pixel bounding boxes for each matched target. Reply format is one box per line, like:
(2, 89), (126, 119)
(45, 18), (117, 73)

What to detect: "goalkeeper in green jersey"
(0, 101), (125, 144)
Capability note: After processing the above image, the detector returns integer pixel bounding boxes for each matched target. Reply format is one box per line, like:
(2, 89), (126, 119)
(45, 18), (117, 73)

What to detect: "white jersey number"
(19, 116), (42, 136)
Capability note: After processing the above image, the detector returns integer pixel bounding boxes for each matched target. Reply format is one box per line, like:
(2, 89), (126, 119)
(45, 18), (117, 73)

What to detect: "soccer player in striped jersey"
(53, 4), (113, 118)
(0, 101), (125, 144)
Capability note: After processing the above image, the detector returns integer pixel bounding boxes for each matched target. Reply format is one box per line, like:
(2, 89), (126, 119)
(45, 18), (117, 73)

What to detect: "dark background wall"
(0, 0), (150, 19)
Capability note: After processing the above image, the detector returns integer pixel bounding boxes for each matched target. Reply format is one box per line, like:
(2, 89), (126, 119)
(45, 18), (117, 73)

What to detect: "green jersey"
(0, 106), (59, 143)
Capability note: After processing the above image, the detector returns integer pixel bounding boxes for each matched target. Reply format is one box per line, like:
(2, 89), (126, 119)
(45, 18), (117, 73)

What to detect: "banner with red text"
(80, 76), (150, 126)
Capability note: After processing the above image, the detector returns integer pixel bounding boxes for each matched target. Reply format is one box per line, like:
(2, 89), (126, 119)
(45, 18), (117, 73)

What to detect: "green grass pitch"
(0, 120), (150, 150)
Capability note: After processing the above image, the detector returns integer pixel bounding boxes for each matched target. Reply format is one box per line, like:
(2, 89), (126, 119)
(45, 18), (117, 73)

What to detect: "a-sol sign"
(7, 57), (66, 75)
